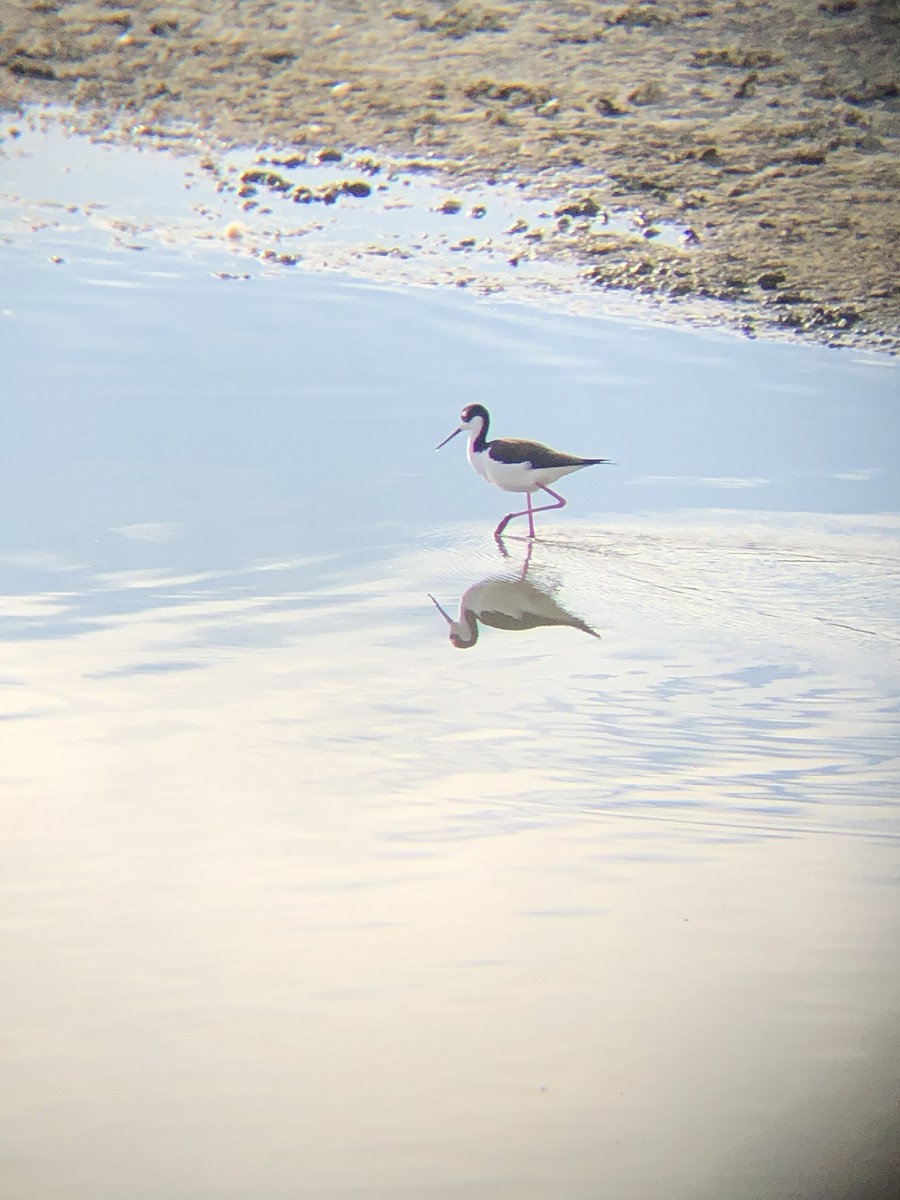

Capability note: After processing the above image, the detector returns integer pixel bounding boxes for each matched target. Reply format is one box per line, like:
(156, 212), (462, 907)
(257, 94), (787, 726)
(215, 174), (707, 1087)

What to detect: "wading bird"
(436, 403), (610, 540)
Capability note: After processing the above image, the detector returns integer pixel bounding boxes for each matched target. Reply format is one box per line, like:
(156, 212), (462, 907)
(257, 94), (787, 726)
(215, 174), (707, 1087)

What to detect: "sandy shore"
(2, 0), (898, 348)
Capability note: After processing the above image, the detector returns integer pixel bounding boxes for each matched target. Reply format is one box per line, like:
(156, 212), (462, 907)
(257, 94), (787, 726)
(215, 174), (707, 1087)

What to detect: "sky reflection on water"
(2, 132), (900, 1200)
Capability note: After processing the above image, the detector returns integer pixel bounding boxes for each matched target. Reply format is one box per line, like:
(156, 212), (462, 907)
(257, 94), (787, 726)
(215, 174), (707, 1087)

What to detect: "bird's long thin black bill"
(427, 594), (454, 626)
(435, 427), (462, 450)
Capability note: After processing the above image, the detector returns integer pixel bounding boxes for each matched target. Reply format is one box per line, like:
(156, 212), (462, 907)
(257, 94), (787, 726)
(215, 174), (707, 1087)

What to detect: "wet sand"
(1, 0), (898, 347)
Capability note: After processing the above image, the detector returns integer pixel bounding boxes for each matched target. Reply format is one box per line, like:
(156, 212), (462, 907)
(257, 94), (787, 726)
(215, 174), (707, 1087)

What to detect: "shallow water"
(2, 123), (900, 1200)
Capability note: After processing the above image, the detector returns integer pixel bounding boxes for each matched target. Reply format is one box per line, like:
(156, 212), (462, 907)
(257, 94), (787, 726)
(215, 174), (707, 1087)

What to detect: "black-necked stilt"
(436, 404), (610, 540)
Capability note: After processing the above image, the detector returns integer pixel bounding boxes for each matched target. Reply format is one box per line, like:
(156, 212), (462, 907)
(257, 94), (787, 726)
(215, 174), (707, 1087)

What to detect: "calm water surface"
(1, 127), (899, 1200)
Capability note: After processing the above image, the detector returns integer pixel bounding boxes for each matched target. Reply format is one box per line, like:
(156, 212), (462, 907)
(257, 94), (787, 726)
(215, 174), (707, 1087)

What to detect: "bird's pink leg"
(493, 486), (567, 541)
(494, 495), (532, 540)
(532, 485), (567, 517)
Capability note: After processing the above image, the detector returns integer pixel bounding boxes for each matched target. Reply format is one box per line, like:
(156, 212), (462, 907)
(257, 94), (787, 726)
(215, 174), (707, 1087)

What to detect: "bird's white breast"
(467, 443), (493, 483)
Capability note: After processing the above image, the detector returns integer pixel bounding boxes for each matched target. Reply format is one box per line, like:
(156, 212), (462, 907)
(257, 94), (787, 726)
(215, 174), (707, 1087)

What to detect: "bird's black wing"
(489, 438), (606, 468)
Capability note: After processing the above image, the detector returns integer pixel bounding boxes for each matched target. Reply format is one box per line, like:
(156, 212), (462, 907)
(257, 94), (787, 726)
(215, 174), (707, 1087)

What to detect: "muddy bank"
(1, 0), (898, 348)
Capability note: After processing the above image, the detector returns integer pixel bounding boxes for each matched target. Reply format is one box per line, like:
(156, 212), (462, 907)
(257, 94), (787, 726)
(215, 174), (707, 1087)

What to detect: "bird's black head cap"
(460, 403), (489, 426)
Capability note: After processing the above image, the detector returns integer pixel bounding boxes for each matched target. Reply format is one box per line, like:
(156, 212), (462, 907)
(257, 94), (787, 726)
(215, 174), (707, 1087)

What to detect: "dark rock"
(270, 154), (306, 168)
(264, 252), (299, 266)
(353, 156), (381, 175)
(757, 271), (786, 290)
(555, 196), (600, 218)
(596, 96), (628, 117)
(261, 49), (296, 65)
(812, 305), (861, 328)
(7, 58), (56, 81)
(240, 169), (291, 192)
(791, 148), (827, 165)
(735, 72), (758, 99)
(777, 309), (804, 328)
(341, 180), (372, 198)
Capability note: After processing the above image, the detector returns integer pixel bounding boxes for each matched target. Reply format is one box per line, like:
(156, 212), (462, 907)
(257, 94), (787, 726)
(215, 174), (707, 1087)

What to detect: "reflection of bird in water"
(436, 403), (611, 541)
(429, 575), (601, 649)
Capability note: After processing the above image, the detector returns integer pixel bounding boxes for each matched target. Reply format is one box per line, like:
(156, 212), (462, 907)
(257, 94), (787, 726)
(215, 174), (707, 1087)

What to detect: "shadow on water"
(2, 122), (900, 1200)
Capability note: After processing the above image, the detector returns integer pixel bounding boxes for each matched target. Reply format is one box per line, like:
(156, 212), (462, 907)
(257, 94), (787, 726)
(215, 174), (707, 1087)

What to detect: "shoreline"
(2, 0), (898, 351)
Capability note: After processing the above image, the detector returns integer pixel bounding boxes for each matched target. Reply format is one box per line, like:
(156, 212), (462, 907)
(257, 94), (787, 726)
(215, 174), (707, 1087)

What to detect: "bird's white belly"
(484, 457), (582, 493)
